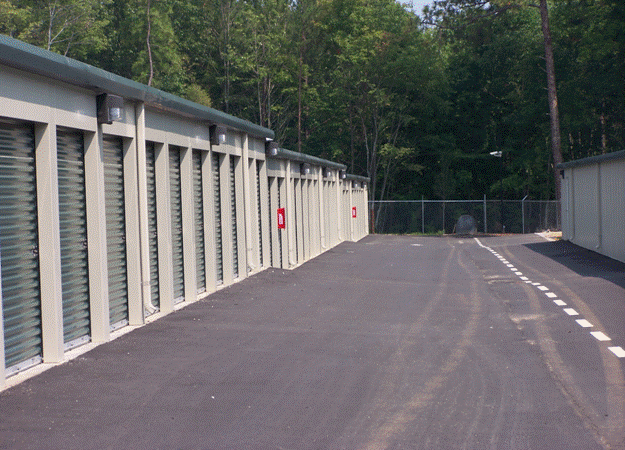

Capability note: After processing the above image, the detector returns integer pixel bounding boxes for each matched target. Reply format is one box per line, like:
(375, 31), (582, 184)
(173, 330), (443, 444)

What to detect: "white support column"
(134, 103), (153, 318)
(85, 129), (110, 343)
(285, 161), (296, 267)
(220, 153), (234, 285)
(349, 181), (354, 241)
(123, 137), (143, 325)
(155, 142), (174, 313)
(235, 154), (247, 278)
(336, 178), (343, 242)
(34, 123), (64, 363)
(181, 146), (197, 302)
(202, 151), (216, 293)
(242, 136), (256, 273)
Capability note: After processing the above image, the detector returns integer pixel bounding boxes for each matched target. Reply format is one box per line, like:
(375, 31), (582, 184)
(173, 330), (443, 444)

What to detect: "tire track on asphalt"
(362, 242), (483, 449)
(501, 247), (625, 449)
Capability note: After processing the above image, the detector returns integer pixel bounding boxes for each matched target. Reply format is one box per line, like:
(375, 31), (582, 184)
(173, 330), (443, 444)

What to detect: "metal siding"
(169, 147), (184, 302)
(212, 153), (223, 284)
(267, 176), (273, 267)
(146, 142), (159, 309)
(229, 156), (239, 278)
(103, 135), (129, 328)
(278, 178), (283, 269)
(56, 128), (90, 345)
(600, 160), (625, 262)
(193, 151), (206, 293)
(573, 165), (599, 250)
(0, 119), (42, 371)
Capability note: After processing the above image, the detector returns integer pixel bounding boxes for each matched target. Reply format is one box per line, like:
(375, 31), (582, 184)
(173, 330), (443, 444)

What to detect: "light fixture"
(300, 163), (311, 176)
(97, 93), (124, 124)
(322, 167), (330, 178)
(339, 170), (347, 179)
(489, 150), (502, 158)
(362, 182), (367, 189)
(265, 141), (279, 157)
(210, 125), (227, 145)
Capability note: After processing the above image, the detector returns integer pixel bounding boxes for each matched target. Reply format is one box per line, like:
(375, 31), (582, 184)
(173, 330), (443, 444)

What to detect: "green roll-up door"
(278, 178), (283, 269)
(0, 120), (42, 372)
(56, 128), (90, 346)
(229, 156), (238, 279)
(193, 151), (206, 293)
(212, 153), (223, 285)
(170, 147), (184, 302)
(256, 161), (263, 268)
(146, 142), (159, 310)
(103, 135), (129, 328)
(267, 177), (273, 267)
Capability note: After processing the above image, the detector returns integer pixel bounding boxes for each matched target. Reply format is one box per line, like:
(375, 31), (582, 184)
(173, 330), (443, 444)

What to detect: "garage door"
(212, 152), (223, 284)
(169, 147), (184, 303)
(146, 142), (159, 310)
(193, 151), (206, 293)
(229, 156), (238, 278)
(103, 135), (129, 328)
(256, 161), (263, 268)
(0, 119), (42, 372)
(56, 128), (90, 346)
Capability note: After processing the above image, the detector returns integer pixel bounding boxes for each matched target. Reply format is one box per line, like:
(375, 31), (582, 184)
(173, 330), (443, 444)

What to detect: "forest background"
(0, 0), (623, 204)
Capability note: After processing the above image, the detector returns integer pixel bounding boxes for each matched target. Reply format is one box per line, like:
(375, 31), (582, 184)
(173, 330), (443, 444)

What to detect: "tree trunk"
(539, 0), (562, 208)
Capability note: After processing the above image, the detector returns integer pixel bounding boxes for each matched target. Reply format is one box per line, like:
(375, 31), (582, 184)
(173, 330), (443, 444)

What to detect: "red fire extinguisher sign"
(352, 206), (357, 218)
(277, 208), (286, 229)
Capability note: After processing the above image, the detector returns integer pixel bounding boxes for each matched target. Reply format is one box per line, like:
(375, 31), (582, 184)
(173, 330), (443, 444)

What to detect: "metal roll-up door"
(267, 177), (273, 267)
(212, 153), (223, 284)
(193, 151), (206, 293)
(293, 179), (299, 263)
(56, 128), (90, 347)
(0, 120), (42, 372)
(103, 135), (129, 328)
(146, 142), (159, 310)
(169, 147), (184, 303)
(229, 156), (238, 278)
(278, 178), (283, 269)
(256, 161), (263, 267)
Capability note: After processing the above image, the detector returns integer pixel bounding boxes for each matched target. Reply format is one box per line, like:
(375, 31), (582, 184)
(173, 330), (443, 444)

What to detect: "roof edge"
(0, 35), (274, 140)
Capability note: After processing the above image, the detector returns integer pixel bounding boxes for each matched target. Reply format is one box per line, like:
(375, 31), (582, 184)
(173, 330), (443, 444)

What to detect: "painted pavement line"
(554, 300), (567, 306)
(563, 308), (579, 316)
(590, 331), (611, 342)
(576, 319), (593, 328)
(608, 347), (625, 358)
(545, 292), (557, 298)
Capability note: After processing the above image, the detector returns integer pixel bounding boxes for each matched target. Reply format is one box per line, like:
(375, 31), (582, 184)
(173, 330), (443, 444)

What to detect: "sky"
(407, 0), (434, 16)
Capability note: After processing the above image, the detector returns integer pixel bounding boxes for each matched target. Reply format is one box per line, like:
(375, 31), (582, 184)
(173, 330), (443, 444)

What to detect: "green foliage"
(0, 0), (621, 202)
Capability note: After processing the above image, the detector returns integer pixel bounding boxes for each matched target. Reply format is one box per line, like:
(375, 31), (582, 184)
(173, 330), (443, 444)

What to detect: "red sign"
(352, 206), (357, 218)
(277, 208), (286, 229)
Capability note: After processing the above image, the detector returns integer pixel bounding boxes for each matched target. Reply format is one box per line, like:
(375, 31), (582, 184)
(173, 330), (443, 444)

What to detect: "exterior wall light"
(322, 167), (330, 178)
(339, 170), (347, 179)
(265, 141), (279, 157)
(210, 125), (227, 145)
(97, 93), (124, 124)
(300, 163), (311, 176)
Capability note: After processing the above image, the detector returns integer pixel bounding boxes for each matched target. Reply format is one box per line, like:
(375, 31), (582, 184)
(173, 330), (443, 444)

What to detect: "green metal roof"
(0, 34), (274, 140)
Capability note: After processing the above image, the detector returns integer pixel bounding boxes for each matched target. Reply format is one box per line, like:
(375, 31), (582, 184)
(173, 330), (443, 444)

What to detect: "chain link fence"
(370, 199), (560, 235)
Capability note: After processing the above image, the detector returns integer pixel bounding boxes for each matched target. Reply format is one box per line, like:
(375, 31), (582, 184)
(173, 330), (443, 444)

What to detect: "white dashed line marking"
(506, 264), (514, 267)
(520, 276), (528, 281)
(609, 347), (625, 358)
(576, 319), (593, 328)
(545, 292), (557, 298)
(563, 308), (579, 316)
(590, 331), (611, 341)
(515, 272), (523, 276)
(532, 282), (541, 286)
(554, 300), (567, 306)
(537, 286), (549, 291)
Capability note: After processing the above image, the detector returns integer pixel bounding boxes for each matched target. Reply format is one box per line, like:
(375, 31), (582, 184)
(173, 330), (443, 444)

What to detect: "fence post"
(421, 196), (425, 234)
(483, 194), (487, 233)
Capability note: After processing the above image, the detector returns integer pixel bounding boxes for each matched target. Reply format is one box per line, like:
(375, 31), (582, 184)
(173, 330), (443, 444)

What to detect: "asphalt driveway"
(1, 234), (623, 449)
